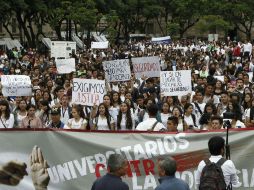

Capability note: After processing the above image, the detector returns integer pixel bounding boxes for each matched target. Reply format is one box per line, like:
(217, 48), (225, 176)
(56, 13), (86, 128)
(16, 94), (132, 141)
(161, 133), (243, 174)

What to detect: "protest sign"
(151, 36), (171, 44)
(91, 41), (109, 49)
(132, 56), (161, 78)
(214, 76), (224, 82)
(51, 41), (76, 58)
(0, 128), (253, 190)
(56, 58), (76, 74)
(160, 70), (192, 96)
(103, 59), (131, 82)
(72, 78), (105, 106)
(1, 75), (32, 96)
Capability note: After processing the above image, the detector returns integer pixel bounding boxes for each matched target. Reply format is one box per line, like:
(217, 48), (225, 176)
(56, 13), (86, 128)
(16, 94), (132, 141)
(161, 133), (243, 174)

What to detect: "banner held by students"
(1, 75), (32, 96)
(103, 59), (131, 82)
(160, 70), (192, 96)
(132, 56), (161, 78)
(72, 78), (105, 106)
(56, 58), (76, 74)
(0, 129), (253, 190)
(91, 41), (109, 49)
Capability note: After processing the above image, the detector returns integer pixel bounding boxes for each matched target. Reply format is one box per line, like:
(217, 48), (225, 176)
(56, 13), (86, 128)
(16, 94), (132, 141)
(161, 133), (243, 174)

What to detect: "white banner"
(91, 41), (109, 49)
(72, 78), (105, 106)
(103, 59), (131, 82)
(1, 75), (32, 96)
(56, 58), (76, 74)
(132, 56), (161, 78)
(151, 36), (171, 44)
(160, 70), (192, 96)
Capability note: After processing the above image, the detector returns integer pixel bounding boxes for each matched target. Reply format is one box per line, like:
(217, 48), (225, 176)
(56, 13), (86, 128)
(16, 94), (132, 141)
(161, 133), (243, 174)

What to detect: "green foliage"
(195, 15), (232, 33)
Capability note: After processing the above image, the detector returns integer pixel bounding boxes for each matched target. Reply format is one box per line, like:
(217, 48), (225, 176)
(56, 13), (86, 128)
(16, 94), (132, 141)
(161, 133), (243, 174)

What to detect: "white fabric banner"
(151, 36), (171, 44)
(56, 58), (76, 74)
(72, 78), (105, 106)
(160, 70), (192, 96)
(132, 56), (161, 78)
(1, 75), (32, 96)
(91, 41), (109, 49)
(103, 59), (131, 82)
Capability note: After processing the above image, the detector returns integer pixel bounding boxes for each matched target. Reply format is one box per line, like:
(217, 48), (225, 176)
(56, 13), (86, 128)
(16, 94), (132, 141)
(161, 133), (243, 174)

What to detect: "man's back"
(196, 155), (240, 188)
(91, 173), (129, 190)
(155, 176), (190, 190)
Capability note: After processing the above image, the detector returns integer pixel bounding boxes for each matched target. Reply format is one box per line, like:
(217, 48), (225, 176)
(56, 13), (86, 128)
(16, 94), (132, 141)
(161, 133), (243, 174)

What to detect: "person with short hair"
(167, 116), (178, 132)
(196, 136), (240, 188)
(136, 103), (166, 131)
(155, 157), (190, 190)
(210, 116), (223, 130)
(47, 107), (66, 128)
(91, 154), (129, 190)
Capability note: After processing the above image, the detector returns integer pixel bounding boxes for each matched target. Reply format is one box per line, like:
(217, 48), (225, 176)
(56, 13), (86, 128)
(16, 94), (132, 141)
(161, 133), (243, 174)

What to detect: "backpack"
(199, 158), (229, 190)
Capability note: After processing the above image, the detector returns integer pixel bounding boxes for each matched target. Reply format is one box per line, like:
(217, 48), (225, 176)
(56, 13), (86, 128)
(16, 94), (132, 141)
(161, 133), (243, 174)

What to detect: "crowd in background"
(0, 38), (253, 131)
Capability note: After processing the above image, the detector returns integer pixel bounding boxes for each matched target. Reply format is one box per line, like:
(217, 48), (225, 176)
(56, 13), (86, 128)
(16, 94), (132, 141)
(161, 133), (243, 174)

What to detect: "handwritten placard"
(160, 70), (192, 96)
(72, 79), (105, 106)
(56, 58), (76, 74)
(132, 56), (160, 78)
(1, 75), (32, 96)
(103, 59), (131, 82)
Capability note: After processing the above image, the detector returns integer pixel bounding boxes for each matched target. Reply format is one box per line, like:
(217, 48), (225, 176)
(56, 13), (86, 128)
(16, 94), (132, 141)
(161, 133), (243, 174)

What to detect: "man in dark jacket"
(155, 157), (190, 190)
(91, 154), (129, 190)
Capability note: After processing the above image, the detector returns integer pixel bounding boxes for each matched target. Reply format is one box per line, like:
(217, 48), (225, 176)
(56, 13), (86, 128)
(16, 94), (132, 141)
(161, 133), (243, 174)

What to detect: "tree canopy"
(1, 0), (254, 47)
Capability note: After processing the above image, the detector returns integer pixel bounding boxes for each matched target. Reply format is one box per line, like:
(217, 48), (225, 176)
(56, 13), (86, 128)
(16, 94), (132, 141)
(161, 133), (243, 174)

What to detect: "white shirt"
(93, 115), (114, 130)
(160, 113), (171, 127)
(136, 118), (166, 131)
(0, 114), (15, 128)
(117, 113), (135, 130)
(60, 106), (70, 125)
(66, 118), (87, 129)
(243, 42), (252, 53)
(196, 155), (241, 187)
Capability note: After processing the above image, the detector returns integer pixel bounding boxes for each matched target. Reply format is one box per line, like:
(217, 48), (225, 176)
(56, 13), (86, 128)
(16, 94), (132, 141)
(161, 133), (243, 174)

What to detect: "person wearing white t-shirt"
(92, 103), (115, 130)
(196, 136), (240, 188)
(0, 100), (15, 128)
(66, 105), (87, 130)
(116, 102), (135, 130)
(136, 104), (166, 131)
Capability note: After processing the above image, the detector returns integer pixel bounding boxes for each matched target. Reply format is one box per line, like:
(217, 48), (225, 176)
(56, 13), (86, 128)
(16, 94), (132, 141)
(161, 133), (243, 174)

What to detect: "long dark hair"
(0, 100), (11, 119)
(117, 102), (133, 130)
(96, 103), (111, 128)
(72, 104), (85, 119)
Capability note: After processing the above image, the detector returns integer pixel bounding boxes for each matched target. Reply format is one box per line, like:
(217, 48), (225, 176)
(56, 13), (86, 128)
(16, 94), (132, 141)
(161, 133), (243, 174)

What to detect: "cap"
(50, 107), (60, 115)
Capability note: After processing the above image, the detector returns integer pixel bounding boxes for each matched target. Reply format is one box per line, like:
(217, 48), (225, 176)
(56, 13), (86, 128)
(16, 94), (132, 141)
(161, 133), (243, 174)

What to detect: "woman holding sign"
(91, 103), (115, 130)
(0, 100), (15, 128)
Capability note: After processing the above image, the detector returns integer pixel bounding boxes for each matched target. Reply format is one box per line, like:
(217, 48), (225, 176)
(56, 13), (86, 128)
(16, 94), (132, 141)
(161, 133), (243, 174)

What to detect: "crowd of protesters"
(0, 38), (253, 131)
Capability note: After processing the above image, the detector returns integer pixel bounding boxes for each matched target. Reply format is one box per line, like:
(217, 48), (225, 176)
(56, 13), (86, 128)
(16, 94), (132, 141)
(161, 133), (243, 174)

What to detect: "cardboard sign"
(132, 56), (161, 78)
(160, 70), (192, 96)
(72, 78), (105, 106)
(91, 41), (109, 49)
(103, 59), (131, 82)
(1, 75), (32, 96)
(56, 58), (76, 74)
(51, 41), (76, 58)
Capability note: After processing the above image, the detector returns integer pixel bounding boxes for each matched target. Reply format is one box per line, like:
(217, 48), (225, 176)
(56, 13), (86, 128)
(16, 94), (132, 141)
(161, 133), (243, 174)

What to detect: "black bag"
(199, 158), (228, 190)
